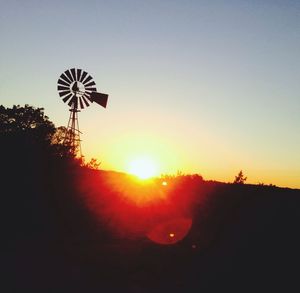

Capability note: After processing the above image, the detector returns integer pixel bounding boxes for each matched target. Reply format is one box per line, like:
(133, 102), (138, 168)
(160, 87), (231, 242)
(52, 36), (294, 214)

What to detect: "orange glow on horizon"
(104, 173), (168, 206)
(127, 156), (159, 179)
(97, 133), (185, 179)
(80, 170), (198, 242)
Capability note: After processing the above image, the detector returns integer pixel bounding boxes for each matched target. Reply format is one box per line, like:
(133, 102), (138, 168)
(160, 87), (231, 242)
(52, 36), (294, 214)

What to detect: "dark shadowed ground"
(1, 105), (299, 292)
(2, 160), (300, 292)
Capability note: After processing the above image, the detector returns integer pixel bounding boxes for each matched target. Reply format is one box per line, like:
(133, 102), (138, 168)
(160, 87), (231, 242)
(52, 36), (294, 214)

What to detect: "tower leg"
(63, 105), (83, 158)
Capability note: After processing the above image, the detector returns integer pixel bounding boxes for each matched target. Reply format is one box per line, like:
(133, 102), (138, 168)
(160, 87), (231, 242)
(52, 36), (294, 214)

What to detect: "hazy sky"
(1, 0), (300, 187)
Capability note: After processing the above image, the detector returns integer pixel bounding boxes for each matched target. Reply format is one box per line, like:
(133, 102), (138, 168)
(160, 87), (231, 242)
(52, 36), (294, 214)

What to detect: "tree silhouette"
(0, 105), (57, 171)
(0, 105), (78, 161)
(84, 157), (101, 170)
(51, 126), (66, 145)
(0, 104), (55, 142)
(233, 170), (247, 184)
(51, 126), (77, 158)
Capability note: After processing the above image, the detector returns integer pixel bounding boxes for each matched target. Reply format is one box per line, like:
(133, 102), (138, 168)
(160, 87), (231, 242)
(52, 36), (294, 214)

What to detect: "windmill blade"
(57, 85), (70, 91)
(59, 90), (71, 97)
(84, 81), (96, 87)
(68, 95), (78, 109)
(60, 73), (72, 84)
(62, 93), (73, 103)
(65, 69), (74, 82)
(85, 87), (97, 92)
(71, 82), (79, 92)
(79, 71), (88, 82)
(84, 93), (92, 102)
(58, 78), (70, 87)
(70, 68), (77, 81)
(85, 91), (93, 99)
(81, 95), (90, 107)
(79, 97), (84, 109)
(83, 75), (93, 85)
(68, 95), (76, 107)
(90, 92), (108, 108)
(85, 89), (92, 96)
(77, 69), (82, 82)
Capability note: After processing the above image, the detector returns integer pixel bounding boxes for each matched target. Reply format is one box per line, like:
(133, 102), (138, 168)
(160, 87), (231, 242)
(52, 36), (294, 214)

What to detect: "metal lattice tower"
(64, 105), (82, 157)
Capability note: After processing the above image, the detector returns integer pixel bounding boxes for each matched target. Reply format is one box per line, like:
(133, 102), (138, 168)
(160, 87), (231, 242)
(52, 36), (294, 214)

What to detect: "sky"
(1, 0), (300, 188)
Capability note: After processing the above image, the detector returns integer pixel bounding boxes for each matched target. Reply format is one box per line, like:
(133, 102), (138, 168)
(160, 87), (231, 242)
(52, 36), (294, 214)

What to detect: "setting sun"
(127, 157), (158, 179)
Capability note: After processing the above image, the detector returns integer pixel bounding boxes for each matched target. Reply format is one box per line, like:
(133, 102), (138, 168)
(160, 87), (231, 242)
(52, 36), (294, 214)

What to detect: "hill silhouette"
(1, 105), (300, 292)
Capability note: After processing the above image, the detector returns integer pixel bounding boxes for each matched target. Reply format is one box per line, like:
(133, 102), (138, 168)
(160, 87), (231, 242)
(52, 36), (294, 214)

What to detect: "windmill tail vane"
(57, 68), (109, 157)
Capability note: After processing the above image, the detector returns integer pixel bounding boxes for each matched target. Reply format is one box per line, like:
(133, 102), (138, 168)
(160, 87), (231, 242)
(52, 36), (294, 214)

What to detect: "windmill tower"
(57, 68), (108, 157)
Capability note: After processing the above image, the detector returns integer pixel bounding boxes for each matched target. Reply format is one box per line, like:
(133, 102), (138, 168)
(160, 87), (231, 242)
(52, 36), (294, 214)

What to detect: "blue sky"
(1, 0), (300, 187)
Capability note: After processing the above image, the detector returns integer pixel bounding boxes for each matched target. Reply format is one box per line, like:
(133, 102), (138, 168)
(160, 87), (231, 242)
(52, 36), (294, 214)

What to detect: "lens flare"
(147, 218), (193, 245)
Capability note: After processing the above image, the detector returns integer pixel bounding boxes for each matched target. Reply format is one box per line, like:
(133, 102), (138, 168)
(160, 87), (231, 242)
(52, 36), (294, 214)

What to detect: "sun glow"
(127, 157), (158, 179)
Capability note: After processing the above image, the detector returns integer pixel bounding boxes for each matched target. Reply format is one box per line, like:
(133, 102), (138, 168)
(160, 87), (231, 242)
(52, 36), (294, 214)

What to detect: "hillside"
(3, 164), (300, 292)
(1, 105), (300, 292)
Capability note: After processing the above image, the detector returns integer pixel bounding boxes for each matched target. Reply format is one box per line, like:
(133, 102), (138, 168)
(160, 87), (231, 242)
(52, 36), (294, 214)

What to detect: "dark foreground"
(3, 165), (300, 293)
(2, 105), (299, 292)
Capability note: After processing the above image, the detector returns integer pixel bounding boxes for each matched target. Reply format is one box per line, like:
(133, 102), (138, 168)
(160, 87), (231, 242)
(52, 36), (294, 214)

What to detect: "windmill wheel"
(57, 68), (97, 110)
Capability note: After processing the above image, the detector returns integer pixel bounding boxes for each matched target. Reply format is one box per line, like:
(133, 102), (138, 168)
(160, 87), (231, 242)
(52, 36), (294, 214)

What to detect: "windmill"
(57, 68), (108, 157)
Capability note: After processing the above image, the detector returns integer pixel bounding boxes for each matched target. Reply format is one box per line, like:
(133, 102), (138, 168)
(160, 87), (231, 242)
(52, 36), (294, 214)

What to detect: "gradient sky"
(1, 0), (300, 188)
